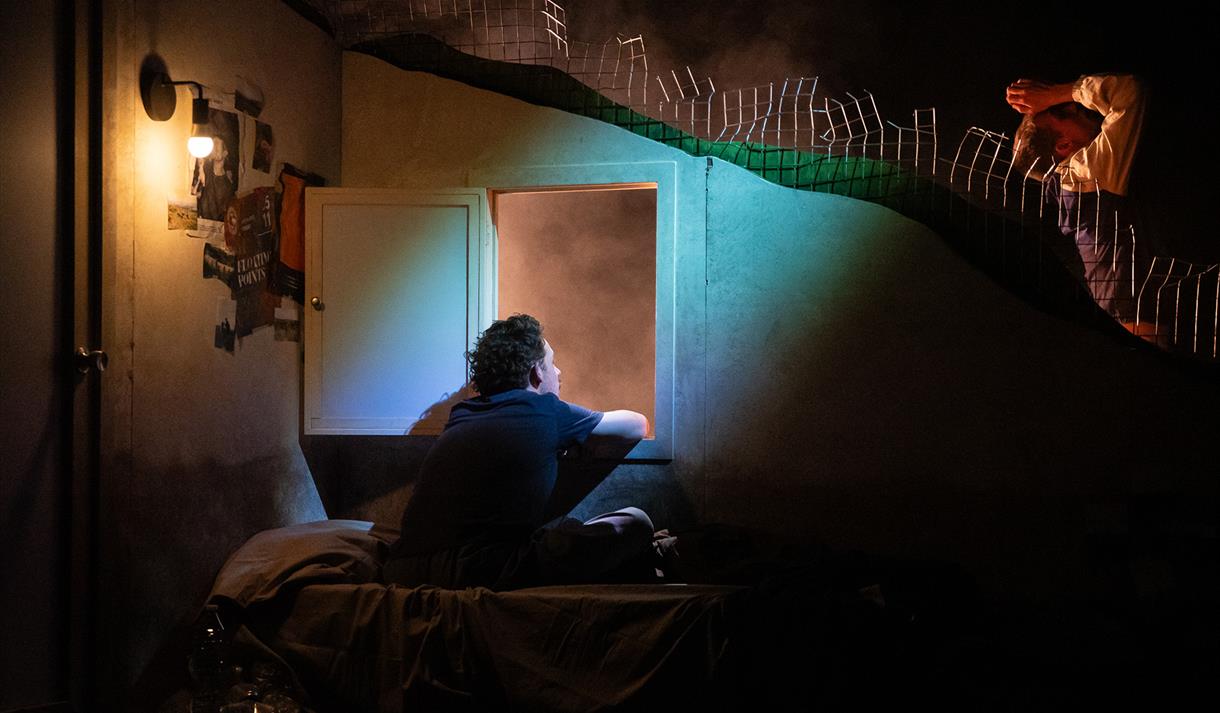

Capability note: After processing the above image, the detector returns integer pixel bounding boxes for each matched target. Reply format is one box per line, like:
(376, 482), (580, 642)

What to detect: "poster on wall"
(229, 186), (278, 337)
(272, 164), (325, 304)
(252, 121), (274, 173)
(200, 186), (278, 342)
(189, 107), (240, 241)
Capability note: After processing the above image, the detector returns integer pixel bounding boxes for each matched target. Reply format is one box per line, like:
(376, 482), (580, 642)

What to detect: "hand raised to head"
(1006, 79), (1074, 115)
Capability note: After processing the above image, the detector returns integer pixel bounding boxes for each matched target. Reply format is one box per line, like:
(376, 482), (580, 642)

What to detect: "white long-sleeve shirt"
(1056, 74), (1146, 196)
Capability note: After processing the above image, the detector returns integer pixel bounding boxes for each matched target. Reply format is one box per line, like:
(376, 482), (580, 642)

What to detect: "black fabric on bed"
(207, 520), (747, 712)
(206, 520), (1000, 712)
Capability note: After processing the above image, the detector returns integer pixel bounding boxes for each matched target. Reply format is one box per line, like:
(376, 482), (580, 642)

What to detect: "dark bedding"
(211, 521), (1073, 712)
(208, 520), (746, 712)
(197, 517), (1216, 712)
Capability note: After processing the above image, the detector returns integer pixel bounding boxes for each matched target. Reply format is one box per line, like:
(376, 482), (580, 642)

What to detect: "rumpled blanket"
(207, 520), (745, 712)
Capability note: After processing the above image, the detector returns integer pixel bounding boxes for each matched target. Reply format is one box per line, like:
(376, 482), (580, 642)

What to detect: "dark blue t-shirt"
(393, 389), (603, 556)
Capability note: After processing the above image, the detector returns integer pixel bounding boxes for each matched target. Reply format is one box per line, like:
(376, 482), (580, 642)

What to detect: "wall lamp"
(139, 56), (214, 158)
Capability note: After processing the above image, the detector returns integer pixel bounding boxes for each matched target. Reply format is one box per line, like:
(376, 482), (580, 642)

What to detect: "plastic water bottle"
(188, 604), (230, 713)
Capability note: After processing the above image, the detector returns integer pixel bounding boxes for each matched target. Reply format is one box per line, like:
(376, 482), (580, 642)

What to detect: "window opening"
(493, 186), (657, 437)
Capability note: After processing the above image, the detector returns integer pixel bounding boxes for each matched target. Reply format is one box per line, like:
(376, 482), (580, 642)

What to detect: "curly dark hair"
(467, 314), (546, 396)
(1012, 112), (1059, 179)
(1012, 103), (1081, 178)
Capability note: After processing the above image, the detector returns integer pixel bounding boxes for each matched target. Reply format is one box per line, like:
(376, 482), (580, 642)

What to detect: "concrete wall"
(336, 52), (1218, 603)
(102, 0), (339, 702)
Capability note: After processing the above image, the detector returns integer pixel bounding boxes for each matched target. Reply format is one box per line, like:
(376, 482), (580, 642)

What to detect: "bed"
(207, 519), (751, 712)
(204, 517), (1007, 712)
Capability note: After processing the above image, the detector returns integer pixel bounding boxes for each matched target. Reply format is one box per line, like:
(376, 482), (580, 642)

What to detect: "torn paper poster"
(203, 242), (236, 290)
(274, 300), (300, 342)
(229, 187), (278, 337)
(191, 108), (240, 223)
(272, 164), (325, 303)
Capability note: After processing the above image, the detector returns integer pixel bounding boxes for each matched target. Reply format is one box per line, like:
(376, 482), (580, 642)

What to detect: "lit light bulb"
(188, 135), (214, 158)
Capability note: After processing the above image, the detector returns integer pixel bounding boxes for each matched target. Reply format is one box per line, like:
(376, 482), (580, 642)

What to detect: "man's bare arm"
(591, 410), (649, 440)
(1006, 79), (1075, 114)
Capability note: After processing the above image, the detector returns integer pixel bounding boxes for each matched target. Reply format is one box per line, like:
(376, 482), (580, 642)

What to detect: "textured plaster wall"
(337, 52), (1218, 602)
(107, 0), (338, 699)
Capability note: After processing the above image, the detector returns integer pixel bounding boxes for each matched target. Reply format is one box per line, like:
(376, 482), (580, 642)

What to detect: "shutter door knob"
(75, 347), (109, 374)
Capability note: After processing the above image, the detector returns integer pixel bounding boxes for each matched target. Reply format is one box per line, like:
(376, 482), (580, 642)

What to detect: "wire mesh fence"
(940, 127), (1219, 360)
(301, 0), (1218, 362)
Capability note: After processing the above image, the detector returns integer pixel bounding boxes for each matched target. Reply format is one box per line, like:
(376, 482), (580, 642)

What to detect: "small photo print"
(274, 301), (300, 342)
(214, 297), (237, 353)
(253, 122), (274, 173)
(168, 196), (198, 231)
(189, 218), (225, 244)
(274, 318), (300, 342)
(214, 318), (236, 352)
(203, 242), (236, 292)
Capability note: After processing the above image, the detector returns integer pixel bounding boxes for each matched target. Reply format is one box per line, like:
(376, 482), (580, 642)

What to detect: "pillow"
(209, 519), (397, 608)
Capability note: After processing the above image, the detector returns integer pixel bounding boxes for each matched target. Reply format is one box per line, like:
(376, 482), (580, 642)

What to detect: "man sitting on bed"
(383, 313), (662, 590)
